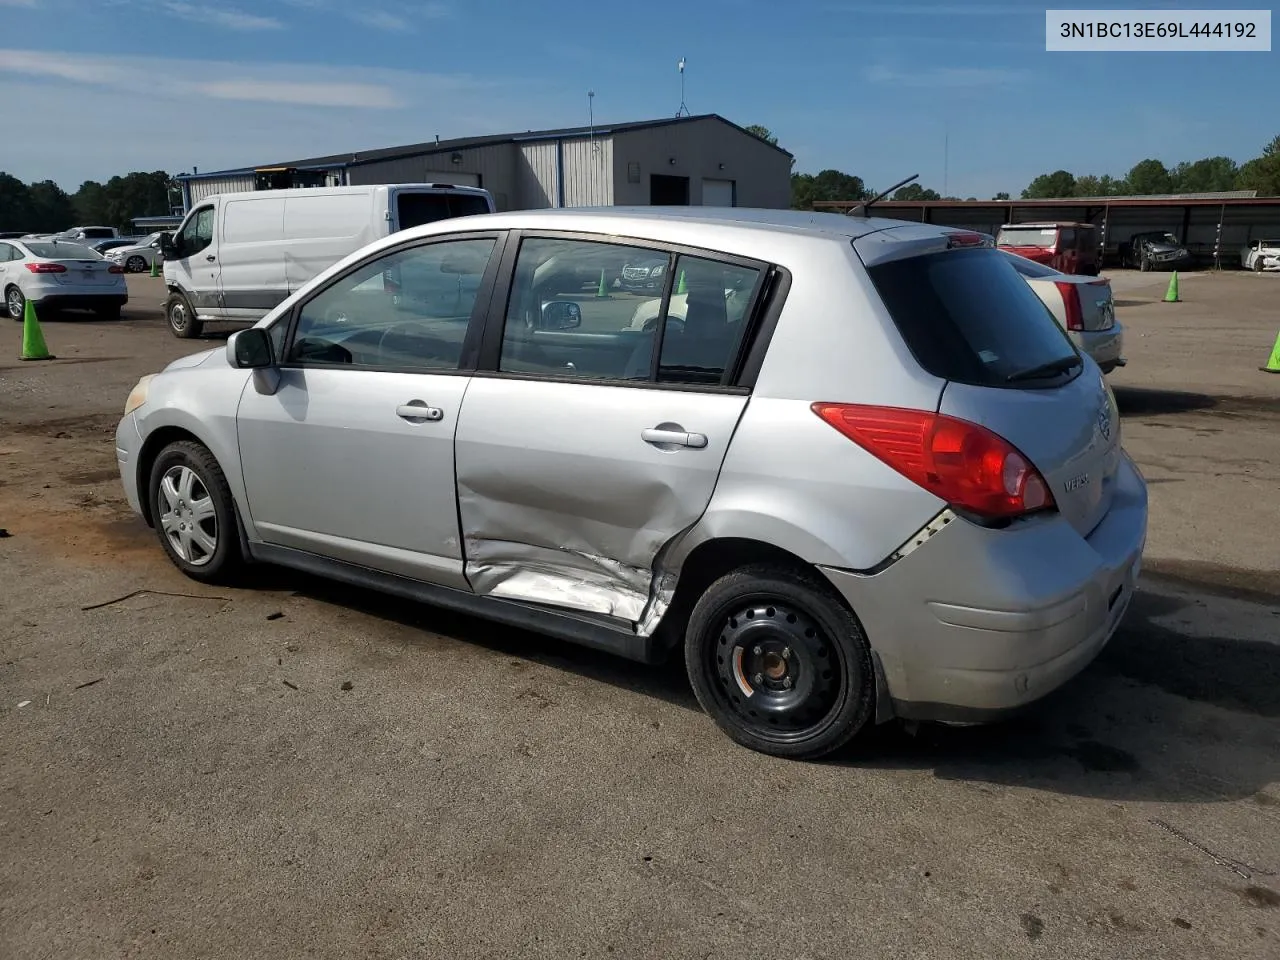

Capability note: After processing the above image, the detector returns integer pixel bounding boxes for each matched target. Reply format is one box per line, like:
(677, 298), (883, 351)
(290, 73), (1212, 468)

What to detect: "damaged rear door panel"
(454, 378), (749, 620)
(453, 232), (770, 623)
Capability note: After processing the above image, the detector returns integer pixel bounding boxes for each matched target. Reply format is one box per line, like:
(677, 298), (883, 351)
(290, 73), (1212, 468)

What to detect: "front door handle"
(397, 401), (444, 422)
(642, 427), (707, 449)
(205, 254), (216, 262)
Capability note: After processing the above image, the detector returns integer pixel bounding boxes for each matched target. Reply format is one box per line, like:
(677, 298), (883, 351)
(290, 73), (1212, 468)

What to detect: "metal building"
(175, 114), (793, 214)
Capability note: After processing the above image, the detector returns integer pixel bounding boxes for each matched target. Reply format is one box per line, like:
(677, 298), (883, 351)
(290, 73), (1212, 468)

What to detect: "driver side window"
(285, 236), (497, 371)
(179, 207), (215, 257)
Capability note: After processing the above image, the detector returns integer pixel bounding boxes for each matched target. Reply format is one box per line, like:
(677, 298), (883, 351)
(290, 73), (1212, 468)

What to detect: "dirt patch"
(64, 468), (124, 486)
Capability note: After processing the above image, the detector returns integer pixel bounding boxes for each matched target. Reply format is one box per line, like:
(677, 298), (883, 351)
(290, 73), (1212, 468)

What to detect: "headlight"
(124, 374), (155, 416)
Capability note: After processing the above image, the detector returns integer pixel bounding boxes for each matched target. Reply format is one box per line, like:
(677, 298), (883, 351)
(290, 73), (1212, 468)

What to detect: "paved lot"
(2, 271), (1279, 959)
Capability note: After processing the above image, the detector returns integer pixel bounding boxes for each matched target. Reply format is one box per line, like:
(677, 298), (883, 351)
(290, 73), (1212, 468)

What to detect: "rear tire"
(148, 440), (243, 584)
(684, 564), (875, 760)
(166, 292), (202, 339)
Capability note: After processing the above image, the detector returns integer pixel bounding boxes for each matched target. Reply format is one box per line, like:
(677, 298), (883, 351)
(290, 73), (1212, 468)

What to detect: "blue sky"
(0, 0), (1274, 198)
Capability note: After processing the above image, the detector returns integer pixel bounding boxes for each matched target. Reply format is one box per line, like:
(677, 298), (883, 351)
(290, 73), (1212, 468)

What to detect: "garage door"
(701, 178), (735, 207)
(423, 171), (482, 187)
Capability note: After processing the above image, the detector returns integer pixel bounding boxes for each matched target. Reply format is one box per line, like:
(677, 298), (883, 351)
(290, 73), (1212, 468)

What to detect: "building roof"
(815, 193), (1280, 211)
(178, 114), (792, 182)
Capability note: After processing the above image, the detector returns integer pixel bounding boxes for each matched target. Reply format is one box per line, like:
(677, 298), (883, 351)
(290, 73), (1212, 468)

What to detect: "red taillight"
(25, 262), (67, 274)
(811, 403), (1055, 519)
(1054, 280), (1084, 331)
(108, 264), (124, 274)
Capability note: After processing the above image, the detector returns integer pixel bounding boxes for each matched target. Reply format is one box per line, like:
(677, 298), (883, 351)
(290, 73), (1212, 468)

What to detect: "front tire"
(166, 292), (202, 339)
(126, 255), (148, 273)
(148, 440), (242, 584)
(684, 564), (875, 760)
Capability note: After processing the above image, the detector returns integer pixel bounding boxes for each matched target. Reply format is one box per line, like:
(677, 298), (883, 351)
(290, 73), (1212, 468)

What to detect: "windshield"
(1143, 232), (1179, 244)
(867, 246), (1080, 389)
(997, 227), (1058, 248)
(22, 241), (101, 260)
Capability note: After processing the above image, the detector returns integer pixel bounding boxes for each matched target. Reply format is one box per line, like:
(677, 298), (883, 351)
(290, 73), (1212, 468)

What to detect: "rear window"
(397, 192), (492, 230)
(80, 228), (115, 239)
(997, 227), (1057, 248)
(867, 247), (1080, 388)
(23, 241), (100, 259)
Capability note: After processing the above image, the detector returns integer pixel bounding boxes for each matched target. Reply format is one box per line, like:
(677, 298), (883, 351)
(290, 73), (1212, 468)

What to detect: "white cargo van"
(156, 183), (495, 338)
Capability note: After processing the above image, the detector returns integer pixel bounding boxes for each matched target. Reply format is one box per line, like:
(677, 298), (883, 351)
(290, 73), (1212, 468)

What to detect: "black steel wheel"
(166, 292), (202, 339)
(684, 564), (875, 759)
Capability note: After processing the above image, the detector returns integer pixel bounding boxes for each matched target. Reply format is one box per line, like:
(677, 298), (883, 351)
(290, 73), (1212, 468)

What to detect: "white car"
(104, 232), (165, 273)
(1001, 251), (1125, 374)
(1240, 239), (1280, 273)
(0, 238), (128, 321)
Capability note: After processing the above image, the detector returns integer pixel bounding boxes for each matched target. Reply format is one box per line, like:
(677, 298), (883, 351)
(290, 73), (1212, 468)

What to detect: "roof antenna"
(675, 58), (689, 117)
(588, 89), (599, 155)
(848, 173), (918, 217)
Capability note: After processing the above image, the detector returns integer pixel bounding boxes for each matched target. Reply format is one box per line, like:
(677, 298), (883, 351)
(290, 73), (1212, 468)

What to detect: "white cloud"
(197, 79), (403, 108)
(0, 48), (561, 187)
(0, 0), (38, 7)
(160, 1), (282, 30)
(284, 0), (450, 31)
(354, 10), (410, 31)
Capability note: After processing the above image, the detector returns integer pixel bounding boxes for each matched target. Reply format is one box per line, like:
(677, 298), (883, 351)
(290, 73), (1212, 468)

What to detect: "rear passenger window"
(497, 237), (762, 386)
(657, 255), (761, 385)
(287, 237), (496, 370)
(498, 237), (670, 381)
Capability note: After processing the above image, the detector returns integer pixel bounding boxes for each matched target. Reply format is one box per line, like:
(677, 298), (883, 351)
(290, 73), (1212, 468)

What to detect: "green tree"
(992, 191), (1010, 200)
(73, 180), (109, 225)
(791, 169), (870, 209)
(0, 172), (35, 231)
(1125, 158), (1173, 195)
(744, 124), (778, 146)
(27, 180), (76, 232)
(1236, 134), (1280, 196)
(892, 183), (941, 201)
(1021, 170), (1076, 199)
(1171, 156), (1239, 193)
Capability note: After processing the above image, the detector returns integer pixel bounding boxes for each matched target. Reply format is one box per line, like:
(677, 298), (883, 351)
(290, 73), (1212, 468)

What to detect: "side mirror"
(540, 299), (582, 330)
(229, 328), (274, 369)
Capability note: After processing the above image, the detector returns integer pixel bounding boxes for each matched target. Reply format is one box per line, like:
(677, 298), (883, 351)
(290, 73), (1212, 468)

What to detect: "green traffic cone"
(1164, 271), (1180, 302)
(150, 258), (160, 278)
(19, 298), (54, 361)
(1261, 330), (1280, 374)
(676, 270), (687, 295)
(595, 268), (610, 299)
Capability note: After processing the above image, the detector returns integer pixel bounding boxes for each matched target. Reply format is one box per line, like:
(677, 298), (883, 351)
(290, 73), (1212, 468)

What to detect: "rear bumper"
(33, 292), (128, 310)
(821, 453), (1148, 723)
(1076, 324), (1124, 372)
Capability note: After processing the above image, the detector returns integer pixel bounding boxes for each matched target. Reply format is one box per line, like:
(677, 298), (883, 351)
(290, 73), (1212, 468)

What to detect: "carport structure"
(813, 192), (1280, 269)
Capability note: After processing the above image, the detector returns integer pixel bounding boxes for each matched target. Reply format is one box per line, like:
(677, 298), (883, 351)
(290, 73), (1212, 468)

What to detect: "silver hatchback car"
(116, 208), (1148, 759)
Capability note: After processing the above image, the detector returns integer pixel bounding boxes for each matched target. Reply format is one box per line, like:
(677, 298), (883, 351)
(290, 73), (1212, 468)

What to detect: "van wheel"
(167, 292), (202, 339)
(684, 564), (875, 760)
(148, 440), (243, 583)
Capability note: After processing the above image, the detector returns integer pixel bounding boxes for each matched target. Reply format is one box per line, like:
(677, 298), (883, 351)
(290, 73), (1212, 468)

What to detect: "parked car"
(103, 232), (165, 273)
(91, 237), (142, 257)
(1240, 238), (1280, 272)
(0, 237), (128, 320)
(1001, 251), (1125, 374)
(619, 254), (669, 292)
(116, 208), (1147, 760)
(156, 183), (496, 339)
(1119, 231), (1192, 271)
(53, 225), (120, 241)
(995, 222), (1099, 275)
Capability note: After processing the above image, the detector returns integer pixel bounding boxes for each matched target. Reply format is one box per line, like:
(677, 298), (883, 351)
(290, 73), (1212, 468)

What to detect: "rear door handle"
(397, 401), (444, 422)
(642, 427), (707, 449)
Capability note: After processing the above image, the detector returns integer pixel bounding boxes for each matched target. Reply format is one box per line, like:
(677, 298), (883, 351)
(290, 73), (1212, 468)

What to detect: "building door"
(701, 178), (735, 207)
(650, 174), (690, 205)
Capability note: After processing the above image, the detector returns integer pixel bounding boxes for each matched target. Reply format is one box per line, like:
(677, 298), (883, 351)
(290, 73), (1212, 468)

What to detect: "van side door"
(218, 196), (287, 321)
(168, 203), (221, 316)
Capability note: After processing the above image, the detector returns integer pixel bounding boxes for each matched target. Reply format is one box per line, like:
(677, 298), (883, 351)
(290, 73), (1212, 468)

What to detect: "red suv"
(996, 222), (1099, 276)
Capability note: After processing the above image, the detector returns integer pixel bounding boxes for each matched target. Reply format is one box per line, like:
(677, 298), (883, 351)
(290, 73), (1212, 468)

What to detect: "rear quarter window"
(866, 247), (1080, 388)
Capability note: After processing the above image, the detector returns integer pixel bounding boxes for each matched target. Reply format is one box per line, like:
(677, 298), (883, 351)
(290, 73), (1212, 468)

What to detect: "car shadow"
(1113, 386), (1218, 416)
(836, 583), (1280, 803)
(252, 565), (1279, 804)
